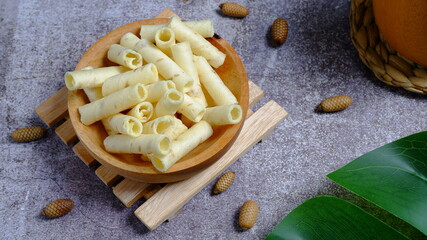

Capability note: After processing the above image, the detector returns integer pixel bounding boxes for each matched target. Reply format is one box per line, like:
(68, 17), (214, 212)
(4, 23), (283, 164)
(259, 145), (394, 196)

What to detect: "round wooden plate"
(68, 18), (249, 183)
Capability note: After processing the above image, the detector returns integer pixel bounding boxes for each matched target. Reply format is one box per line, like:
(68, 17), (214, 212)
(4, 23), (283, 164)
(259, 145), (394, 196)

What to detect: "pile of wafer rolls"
(65, 17), (242, 172)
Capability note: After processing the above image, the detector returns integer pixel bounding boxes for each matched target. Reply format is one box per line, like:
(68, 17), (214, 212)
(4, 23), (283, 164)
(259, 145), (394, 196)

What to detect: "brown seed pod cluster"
(271, 18), (289, 46)
(213, 171), (236, 194)
(317, 95), (353, 112)
(11, 126), (46, 142)
(41, 199), (74, 218)
(219, 2), (249, 18)
(239, 200), (259, 230)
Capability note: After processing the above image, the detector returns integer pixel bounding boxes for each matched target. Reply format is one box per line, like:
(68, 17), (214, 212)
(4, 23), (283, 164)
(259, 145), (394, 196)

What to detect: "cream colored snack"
(184, 20), (214, 38)
(127, 102), (153, 123)
(171, 42), (207, 107)
(203, 104), (242, 125)
(155, 27), (175, 57)
(102, 64), (158, 96)
(143, 115), (174, 134)
(162, 116), (188, 140)
(83, 87), (103, 102)
(148, 121), (213, 172)
(65, 66), (128, 90)
(143, 115), (187, 140)
(79, 83), (147, 125)
(105, 113), (143, 137)
(146, 80), (176, 103)
(82, 86), (117, 135)
(154, 89), (184, 117)
(133, 39), (193, 92)
(107, 44), (142, 69)
(168, 17), (226, 68)
(104, 134), (171, 155)
(120, 32), (141, 49)
(140, 20), (214, 41)
(194, 56), (237, 106)
(178, 94), (206, 122)
(81, 64), (102, 101)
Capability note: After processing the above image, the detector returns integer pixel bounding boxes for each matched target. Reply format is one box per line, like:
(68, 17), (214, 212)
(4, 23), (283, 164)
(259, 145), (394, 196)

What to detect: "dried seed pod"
(11, 126), (46, 142)
(271, 18), (288, 45)
(239, 200), (259, 230)
(317, 95), (353, 112)
(41, 199), (74, 218)
(213, 171), (235, 194)
(219, 2), (249, 18)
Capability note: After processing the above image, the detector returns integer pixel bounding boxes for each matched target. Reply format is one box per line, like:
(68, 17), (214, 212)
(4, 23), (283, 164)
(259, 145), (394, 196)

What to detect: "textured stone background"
(1, 0), (426, 239)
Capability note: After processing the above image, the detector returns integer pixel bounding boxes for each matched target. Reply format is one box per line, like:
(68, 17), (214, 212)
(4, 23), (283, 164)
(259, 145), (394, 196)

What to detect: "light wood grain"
(135, 100), (288, 230)
(35, 87), (68, 127)
(246, 109), (254, 118)
(113, 179), (152, 207)
(95, 165), (122, 186)
(166, 208), (183, 222)
(55, 118), (77, 145)
(67, 12), (250, 183)
(248, 81), (264, 108)
(72, 142), (97, 167)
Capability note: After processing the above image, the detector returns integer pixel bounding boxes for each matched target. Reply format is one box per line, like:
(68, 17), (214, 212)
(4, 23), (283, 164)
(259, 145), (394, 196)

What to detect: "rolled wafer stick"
(127, 102), (154, 123)
(104, 134), (171, 155)
(168, 17), (225, 68)
(155, 27), (175, 57)
(154, 89), (184, 117)
(133, 39), (193, 92)
(79, 83), (147, 125)
(102, 64), (158, 96)
(140, 20), (214, 42)
(105, 113), (143, 137)
(171, 42), (207, 107)
(107, 44), (142, 69)
(65, 66), (128, 90)
(147, 121), (213, 172)
(202, 104), (242, 125)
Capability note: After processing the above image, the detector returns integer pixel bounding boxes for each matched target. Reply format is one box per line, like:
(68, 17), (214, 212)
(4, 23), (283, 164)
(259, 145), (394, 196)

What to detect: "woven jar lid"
(350, 0), (427, 94)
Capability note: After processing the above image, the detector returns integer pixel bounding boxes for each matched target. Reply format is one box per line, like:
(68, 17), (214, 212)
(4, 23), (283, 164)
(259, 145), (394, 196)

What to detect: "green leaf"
(265, 196), (408, 240)
(327, 131), (427, 235)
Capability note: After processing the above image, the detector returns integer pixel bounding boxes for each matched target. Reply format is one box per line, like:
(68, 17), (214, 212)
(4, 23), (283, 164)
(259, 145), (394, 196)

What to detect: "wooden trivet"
(350, 0), (427, 94)
(35, 9), (288, 230)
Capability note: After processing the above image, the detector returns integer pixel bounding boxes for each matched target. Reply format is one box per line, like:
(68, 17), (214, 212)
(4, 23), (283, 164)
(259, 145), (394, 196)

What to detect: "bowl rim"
(68, 17), (249, 182)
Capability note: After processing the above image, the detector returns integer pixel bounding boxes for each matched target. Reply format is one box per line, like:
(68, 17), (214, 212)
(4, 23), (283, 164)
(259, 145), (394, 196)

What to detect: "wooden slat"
(135, 100), (288, 230)
(113, 180), (163, 207)
(113, 179), (152, 207)
(248, 81), (264, 108)
(166, 208), (183, 222)
(72, 142), (98, 167)
(246, 109), (254, 118)
(140, 184), (163, 200)
(55, 118), (78, 145)
(95, 165), (122, 186)
(35, 87), (69, 127)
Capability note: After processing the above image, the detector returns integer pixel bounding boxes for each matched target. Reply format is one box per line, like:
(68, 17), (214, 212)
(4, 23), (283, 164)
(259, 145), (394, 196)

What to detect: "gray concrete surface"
(1, 0), (426, 239)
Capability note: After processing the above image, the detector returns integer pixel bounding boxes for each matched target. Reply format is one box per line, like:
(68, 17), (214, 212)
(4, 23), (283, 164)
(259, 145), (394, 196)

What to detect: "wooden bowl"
(373, 0), (427, 66)
(68, 18), (249, 183)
